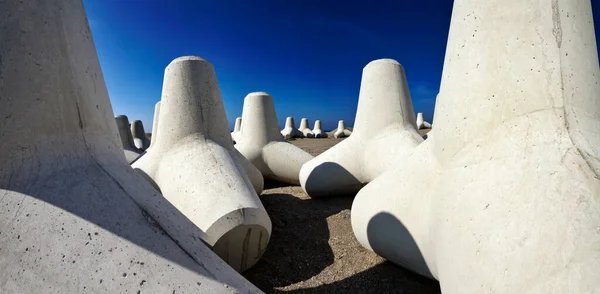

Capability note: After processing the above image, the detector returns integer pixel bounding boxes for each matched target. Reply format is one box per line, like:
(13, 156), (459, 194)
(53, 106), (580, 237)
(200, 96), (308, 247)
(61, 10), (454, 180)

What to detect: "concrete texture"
(333, 120), (352, 138)
(115, 115), (143, 163)
(0, 1), (262, 292)
(299, 118), (315, 138)
(416, 113), (432, 130)
(351, 1), (600, 293)
(150, 101), (160, 149)
(132, 56), (269, 272)
(281, 117), (304, 139)
(300, 59), (423, 198)
(232, 117), (242, 144)
(313, 120), (328, 138)
(235, 92), (314, 185)
(131, 120), (151, 151)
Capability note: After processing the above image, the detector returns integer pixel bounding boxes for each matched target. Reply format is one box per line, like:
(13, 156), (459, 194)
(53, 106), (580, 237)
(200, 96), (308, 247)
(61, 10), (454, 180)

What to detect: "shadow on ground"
(284, 262), (439, 294)
(243, 188), (350, 289)
(244, 181), (440, 293)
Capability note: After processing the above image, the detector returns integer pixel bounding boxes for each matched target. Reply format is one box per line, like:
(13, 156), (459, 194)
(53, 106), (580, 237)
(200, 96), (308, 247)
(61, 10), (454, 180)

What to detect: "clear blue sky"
(83, 0), (600, 132)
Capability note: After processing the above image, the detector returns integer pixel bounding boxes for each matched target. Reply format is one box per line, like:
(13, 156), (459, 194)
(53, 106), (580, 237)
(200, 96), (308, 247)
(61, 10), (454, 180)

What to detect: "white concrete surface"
(313, 120), (328, 138)
(299, 118), (315, 138)
(131, 120), (151, 151)
(300, 59), (423, 197)
(235, 92), (314, 185)
(333, 120), (352, 138)
(132, 56), (269, 272)
(351, 1), (600, 293)
(0, 1), (262, 292)
(416, 113), (432, 129)
(231, 117), (242, 144)
(115, 115), (143, 163)
(280, 117), (304, 139)
(149, 101), (160, 149)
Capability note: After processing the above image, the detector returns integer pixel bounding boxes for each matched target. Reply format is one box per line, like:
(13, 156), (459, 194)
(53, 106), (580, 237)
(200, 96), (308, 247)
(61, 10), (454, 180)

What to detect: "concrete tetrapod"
(115, 115), (143, 163)
(313, 120), (328, 138)
(333, 120), (352, 138)
(131, 120), (151, 151)
(299, 118), (315, 138)
(416, 113), (432, 130)
(132, 56), (268, 272)
(235, 92), (314, 185)
(231, 117), (242, 144)
(149, 101), (160, 149)
(351, 1), (600, 293)
(280, 117), (304, 139)
(300, 59), (423, 197)
(0, 1), (261, 292)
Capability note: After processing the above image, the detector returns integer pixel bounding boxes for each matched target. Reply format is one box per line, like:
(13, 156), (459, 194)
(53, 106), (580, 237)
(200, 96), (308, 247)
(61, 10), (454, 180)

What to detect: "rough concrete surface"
(352, 1), (600, 293)
(333, 120), (352, 138)
(131, 119), (151, 151)
(416, 113), (432, 130)
(0, 1), (261, 292)
(132, 56), (269, 273)
(298, 118), (315, 138)
(312, 120), (328, 138)
(235, 92), (314, 185)
(281, 117), (304, 139)
(300, 59), (423, 198)
(149, 101), (160, 149)
(232, 117), (242, 143)
(115, 115), (143, 163)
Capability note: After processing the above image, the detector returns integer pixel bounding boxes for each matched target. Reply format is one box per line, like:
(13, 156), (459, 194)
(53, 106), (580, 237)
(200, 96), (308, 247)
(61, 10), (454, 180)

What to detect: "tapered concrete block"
(115, 115), (143, 163)
(352, 1), (600, 293)
(313, 120), (328, 138)
(235, 92), (314, 185)
(131, 120), (151, 151)
(333, 120), (352, 138)
(0, 1), (261, 292)
(280, 117), (304, 139)
(299, 118), (315, 138)
(231, 117), (242, 144)
(149, 101), (161, 148)
(300, 59), (423, 197)
(416, 113), (432, 129)
(132, 56), (268, 272)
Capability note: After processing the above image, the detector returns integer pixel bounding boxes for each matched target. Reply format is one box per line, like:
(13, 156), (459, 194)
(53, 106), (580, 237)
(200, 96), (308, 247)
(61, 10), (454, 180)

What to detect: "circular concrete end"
(212, 224), (270, 273)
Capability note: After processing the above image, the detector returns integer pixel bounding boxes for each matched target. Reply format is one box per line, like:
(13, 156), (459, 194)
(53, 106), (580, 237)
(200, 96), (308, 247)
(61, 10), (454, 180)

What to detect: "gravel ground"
(243, 134), (439, 293)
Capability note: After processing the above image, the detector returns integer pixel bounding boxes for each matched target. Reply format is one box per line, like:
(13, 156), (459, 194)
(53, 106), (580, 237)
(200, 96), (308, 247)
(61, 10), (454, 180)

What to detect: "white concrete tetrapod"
(312, 120), (328, 138)
(131, 120), (151, 151)
(352, 1), (600, 293)
(115, 115), (143, 163)
(132, 56), (268, 272)
(0, 1), (261, 292)
(333, 120), (352, 138)
(300, 59), (423, 198)
(299, 118), (315, 138)
(149, 101), (160, 148)
(231, 117), (242, 144)
(280, 117), (304, 139)
(235, 92), (314, 185)
(416, 113), (432, 129)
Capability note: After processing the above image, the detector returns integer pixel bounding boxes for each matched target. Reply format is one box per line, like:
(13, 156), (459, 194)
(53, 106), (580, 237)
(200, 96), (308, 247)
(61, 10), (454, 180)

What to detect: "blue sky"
(83, 0), (600, 132)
